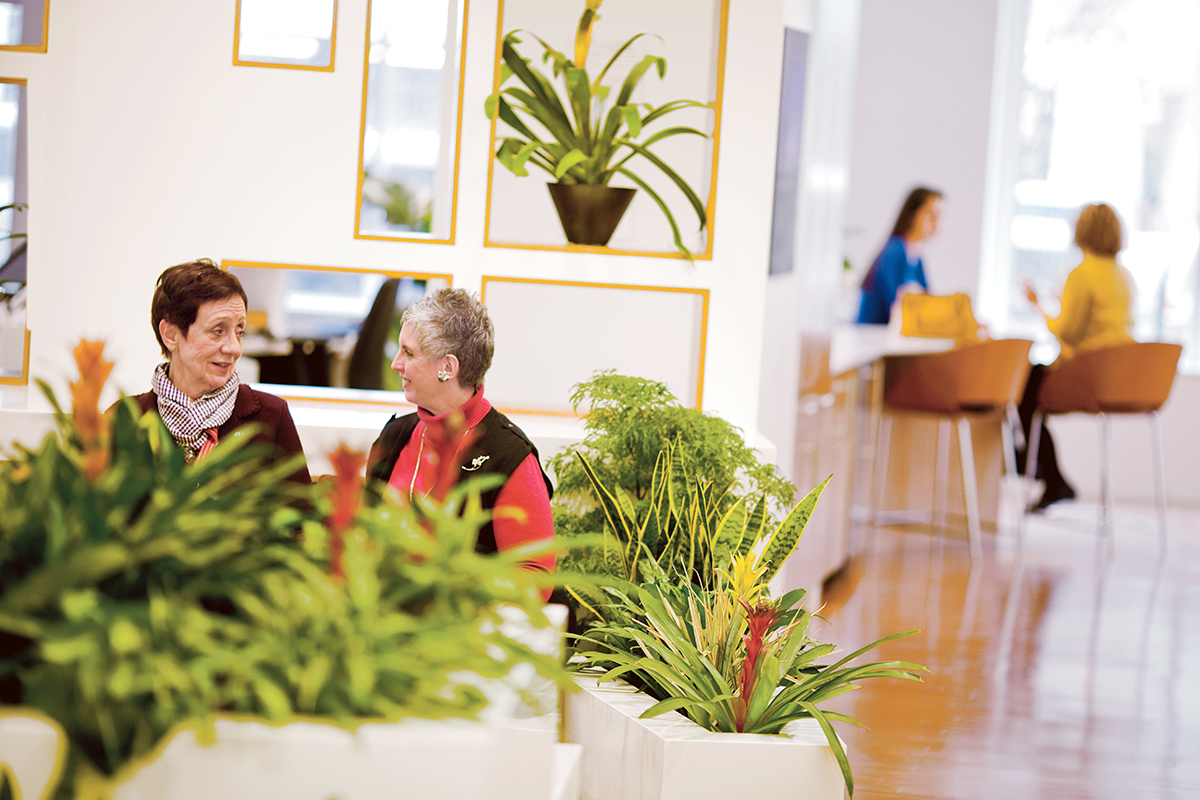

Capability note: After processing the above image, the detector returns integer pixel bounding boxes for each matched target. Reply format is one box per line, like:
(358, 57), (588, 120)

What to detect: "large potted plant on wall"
(485, 0), (713, 258)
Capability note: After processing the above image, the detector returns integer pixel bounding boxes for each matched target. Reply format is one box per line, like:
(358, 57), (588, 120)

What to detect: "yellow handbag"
(899, 293), (981, 345)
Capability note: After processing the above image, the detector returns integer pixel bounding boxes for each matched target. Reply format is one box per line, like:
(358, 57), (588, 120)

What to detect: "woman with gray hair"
(367, 288), (555, 576)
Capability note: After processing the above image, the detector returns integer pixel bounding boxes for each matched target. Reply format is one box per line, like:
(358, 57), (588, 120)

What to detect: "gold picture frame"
(0, 0), (49, 53)
(480, 275), (708, 413)
(483, 0), (728, 261)
(353, 0), (470, 244)
(233, 0), (338, 72)
(219, 260), (452, 403)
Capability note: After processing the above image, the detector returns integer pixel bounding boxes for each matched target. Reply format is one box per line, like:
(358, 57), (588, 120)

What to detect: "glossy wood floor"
(811, 502), (1200, 800)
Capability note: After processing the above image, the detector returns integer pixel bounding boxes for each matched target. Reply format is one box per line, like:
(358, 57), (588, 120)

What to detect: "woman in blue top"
(857, 187), (943, 324)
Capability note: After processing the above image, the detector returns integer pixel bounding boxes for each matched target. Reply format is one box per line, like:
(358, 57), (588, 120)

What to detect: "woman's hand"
(1022, 279), (1043, 316)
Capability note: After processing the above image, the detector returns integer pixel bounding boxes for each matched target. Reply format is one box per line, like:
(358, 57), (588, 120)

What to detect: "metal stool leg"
(1000, 407), (1024, 554)
(957, 416), (983, 563)
(1150, 410), (1168, 553)
(1026, 410), (1044, 511)
(934, 418), (951, 532)
(1100, 413), (1115, 554)
(871, 415), (892, 526)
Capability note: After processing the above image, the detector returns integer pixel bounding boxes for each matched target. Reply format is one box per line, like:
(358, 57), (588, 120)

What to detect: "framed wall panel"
(0, 77), (27, 385)
(221, 260), (450, 393)
(480, 276), (708, 414)
(0, 0), (48, 53)
(484, 0), (727, 260)
(354, 0), (468, 243)
(234, 0), (338, 71)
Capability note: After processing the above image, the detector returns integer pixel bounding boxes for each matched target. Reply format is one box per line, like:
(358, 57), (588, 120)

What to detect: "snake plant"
(485, 0), (713, 258)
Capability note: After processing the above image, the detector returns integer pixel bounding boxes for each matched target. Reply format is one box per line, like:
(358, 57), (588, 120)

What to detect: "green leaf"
(554, 148), (589, 180)
(799, 700), (854, 796)
(611, 138), (708, 229)
(758, 475), (831, 584)
(613, 166), (693, 260)
(619, 105), (642, 138)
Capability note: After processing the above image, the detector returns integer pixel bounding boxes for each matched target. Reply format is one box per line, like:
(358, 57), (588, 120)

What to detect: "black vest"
(368, 408), (554, 554)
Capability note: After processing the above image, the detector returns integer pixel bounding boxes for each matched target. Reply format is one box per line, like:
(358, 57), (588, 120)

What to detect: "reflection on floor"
(813, 502), (1200, 800)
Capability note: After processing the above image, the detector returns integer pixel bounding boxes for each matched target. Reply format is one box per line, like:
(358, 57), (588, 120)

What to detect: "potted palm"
(485, 0), (713, 258)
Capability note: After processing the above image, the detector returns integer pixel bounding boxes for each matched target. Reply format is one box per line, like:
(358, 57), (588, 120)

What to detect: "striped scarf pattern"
(152, 364), (240, 458)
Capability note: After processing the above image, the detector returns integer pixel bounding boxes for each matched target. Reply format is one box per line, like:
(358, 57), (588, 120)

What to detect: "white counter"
(829, 323), (956, 376)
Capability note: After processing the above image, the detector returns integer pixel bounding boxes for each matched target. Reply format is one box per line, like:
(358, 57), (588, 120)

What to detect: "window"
(993, 0), (1200, 370)
(0, 78), (26, 384)
(355, 0), (467, 242)
(234, 0), (337, 71)
(0, 0), (48, 52)
(224, 262), (449, 391)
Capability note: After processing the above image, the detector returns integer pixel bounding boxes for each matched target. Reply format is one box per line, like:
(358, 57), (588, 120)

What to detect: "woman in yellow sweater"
(1019, 202), (1135, 511)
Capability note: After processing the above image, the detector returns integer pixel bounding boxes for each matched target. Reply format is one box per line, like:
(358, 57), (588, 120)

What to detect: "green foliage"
(572, 441), (828, 593)
(361, 173), (432, 232)
(551, 372), (793, 515)
(550, 372), (796, 614)
(484, 4), (712, 258)
(0, 383), (568, 792)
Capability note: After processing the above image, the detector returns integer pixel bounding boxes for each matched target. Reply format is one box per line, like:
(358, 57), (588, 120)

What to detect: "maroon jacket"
(127, 385), (311, 484)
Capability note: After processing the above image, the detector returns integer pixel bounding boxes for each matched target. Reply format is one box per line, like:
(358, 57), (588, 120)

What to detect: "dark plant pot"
(546, 183), (636, 247)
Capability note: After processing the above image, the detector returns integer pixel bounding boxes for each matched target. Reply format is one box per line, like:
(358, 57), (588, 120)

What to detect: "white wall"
(842, 0), (999, 304)
(758, 0), (860, 482)
(0, 0), (785, 441)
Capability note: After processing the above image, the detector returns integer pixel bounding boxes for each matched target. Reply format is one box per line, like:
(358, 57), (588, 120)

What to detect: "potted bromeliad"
(485, 0), (712, 258)
(0, 342), (568, 800)
(551, 372), (928, 798)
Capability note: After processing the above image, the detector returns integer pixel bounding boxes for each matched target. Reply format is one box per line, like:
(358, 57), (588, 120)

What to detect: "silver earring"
(437, 369), (450, 383)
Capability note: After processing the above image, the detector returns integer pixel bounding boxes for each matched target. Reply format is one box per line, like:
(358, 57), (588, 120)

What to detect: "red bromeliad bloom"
(736, 599), (783, 731)
(70, 340), (114, 482)
(421, 411), (480, 503)
(326, 445), (367, 579)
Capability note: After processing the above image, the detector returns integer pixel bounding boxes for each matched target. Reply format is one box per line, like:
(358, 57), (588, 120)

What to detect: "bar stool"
(1026, 341), (1182, 551)
(872, 339), (1033, 562)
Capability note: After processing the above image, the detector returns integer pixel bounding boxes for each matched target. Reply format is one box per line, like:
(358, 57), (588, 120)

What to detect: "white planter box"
(0, 606), (577, 800)
(0, 712), (580, 800)
(564, 677), (846, 800)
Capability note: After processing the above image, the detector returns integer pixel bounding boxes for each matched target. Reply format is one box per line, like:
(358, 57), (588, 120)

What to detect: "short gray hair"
(401, 287), (494, 390)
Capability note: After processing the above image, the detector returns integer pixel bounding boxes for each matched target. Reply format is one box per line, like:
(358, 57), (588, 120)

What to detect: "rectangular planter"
(563, 677), (845, 800)
(0, 711), (580, 800)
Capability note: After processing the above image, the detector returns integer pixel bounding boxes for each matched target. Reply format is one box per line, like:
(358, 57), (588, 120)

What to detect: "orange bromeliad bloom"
(70, 340), (113, 482)
(326, 444), (367, 579)
(421, 411), (480, 504)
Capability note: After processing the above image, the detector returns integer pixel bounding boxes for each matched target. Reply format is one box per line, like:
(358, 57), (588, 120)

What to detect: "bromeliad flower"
(69, 340), (113, 482)
(326, 445), (367, 579)
(422, 411), (480, 503)
(735, 599), (783, 731)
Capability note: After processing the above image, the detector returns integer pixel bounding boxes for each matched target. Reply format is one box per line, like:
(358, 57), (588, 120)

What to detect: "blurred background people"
(127, 259), (311, 483)
(857, 187), (943, 325)
(1019, 203), (1135, 511)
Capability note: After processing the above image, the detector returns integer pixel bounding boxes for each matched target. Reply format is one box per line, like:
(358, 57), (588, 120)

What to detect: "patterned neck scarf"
(152, 363), (240, 458)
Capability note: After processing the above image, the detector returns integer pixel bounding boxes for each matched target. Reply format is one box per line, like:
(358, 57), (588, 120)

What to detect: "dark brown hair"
(151, 259), (248, 357)
(891, 187), (943, 238)
(1074, 203), (1122, 257)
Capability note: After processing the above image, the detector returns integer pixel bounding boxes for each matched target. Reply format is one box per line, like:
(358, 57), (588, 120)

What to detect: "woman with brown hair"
(124, 259), (310, 482)
(856, 187), (943, 325)
(1019, 203), (1135, 511)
